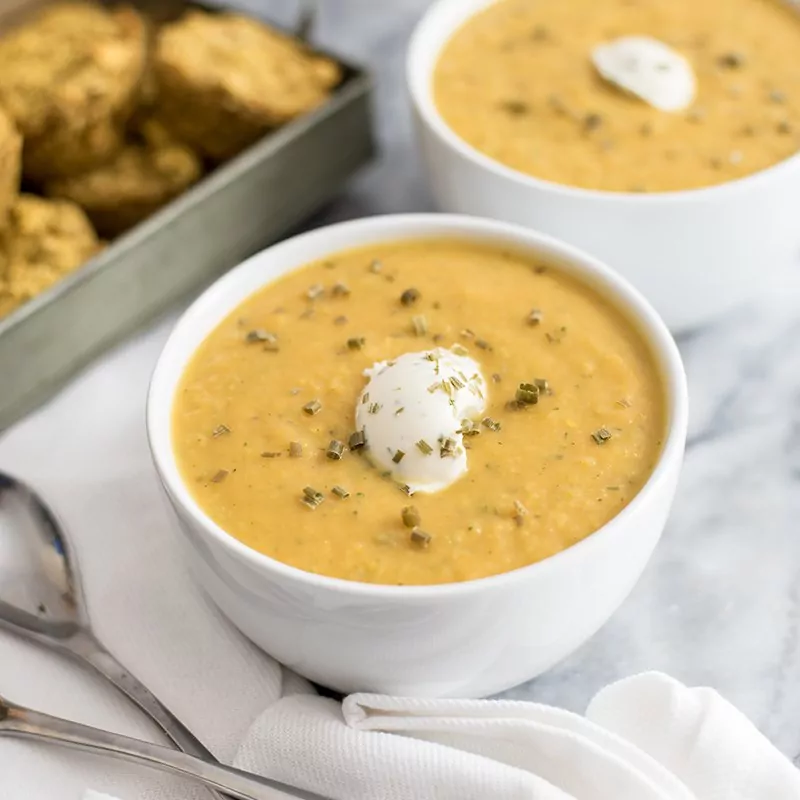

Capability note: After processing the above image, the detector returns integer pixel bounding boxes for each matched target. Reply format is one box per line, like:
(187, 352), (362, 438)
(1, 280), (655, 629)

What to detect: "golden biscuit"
(46, 120), (203, 237)
(153, 10), (341, 160)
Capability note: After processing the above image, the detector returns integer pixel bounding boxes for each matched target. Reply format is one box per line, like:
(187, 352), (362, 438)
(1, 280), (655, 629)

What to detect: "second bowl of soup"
(408, 0), (800, 332)
(149, 214), (687, 696)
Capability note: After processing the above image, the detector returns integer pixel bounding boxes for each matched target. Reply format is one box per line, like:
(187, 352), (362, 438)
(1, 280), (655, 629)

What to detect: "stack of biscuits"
(0, 1), (341, 319)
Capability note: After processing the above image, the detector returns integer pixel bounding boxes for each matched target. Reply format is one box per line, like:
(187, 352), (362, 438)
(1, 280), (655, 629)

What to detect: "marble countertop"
(2, 0), (800, 785)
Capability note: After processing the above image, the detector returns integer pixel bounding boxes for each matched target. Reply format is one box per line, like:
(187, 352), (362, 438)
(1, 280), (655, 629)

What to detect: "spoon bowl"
(0, 472), (83, 641)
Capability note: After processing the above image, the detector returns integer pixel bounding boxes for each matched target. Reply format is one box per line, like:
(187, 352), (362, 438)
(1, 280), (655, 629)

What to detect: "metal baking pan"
(0, 0), (375, 430)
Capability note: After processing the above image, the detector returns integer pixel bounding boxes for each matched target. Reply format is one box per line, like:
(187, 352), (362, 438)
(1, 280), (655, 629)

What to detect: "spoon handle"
(0, 701), (326, 800)
(68, 629), (219, 761)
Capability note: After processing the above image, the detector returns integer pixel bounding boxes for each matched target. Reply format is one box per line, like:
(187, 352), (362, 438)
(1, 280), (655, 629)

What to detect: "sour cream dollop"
(354, 348), (487, 494)
(591, 36), (696, 112)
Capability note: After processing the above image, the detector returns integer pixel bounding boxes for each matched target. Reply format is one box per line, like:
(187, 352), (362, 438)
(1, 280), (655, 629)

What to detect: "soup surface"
(434, 0), (800, 192)
(173, 240), (665, 585)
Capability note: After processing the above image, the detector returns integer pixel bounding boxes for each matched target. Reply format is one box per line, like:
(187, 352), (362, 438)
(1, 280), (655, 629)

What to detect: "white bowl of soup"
(148, 213), (687, 697)
(407, 0), (800, 332)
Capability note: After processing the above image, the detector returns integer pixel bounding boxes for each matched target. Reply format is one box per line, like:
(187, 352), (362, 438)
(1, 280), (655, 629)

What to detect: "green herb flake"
(402, 505), (421, 528)
(451, 344), (469, 356)
(369, 259), (383, 274)
(260, 451), (282, 458)
(212, 424), (231, 438)
(349, 430), (367, 450)
(303, 399), (322, 416)
(331, 282), (350, 297)
(306, 284), (324, 300)
(347, 336), (366, 350)
(400, 288), (420, 306)
(289, 441), (303, 458)
(411, 315), (428, 336)
(368, 402), (382, 414)
(592, 427), (613, 445)
(392, 449), (406, 464)
(327, 440), (345, 460)
(526, 309), (543, 326)
(332, 485), (350, 499)
(394, 407), (405, 416)
(410, 528), (432, 547)
(475, 338), (492, 351)
(302, 486), (325, 509)
(515, 383), (540, 406)
(416, 439), (433, 455)
(440, 437), (457, 458)
(482, 417), (501, 432)
(210, 469), (229, 483)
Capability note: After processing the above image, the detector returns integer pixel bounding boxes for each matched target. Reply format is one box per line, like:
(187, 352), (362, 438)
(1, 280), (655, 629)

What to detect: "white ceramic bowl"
(407, 0), (800, 332)
(147, 213), (688, 698)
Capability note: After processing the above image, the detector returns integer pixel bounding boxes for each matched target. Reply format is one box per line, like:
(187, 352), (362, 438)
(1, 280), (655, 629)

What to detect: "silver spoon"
(0, 693), (320, 800)
(0, 472), (328, 800)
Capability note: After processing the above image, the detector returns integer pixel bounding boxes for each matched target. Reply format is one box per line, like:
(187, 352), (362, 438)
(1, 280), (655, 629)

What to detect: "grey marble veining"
(5, 0), (800, 773)
(256, 0), (800, 759)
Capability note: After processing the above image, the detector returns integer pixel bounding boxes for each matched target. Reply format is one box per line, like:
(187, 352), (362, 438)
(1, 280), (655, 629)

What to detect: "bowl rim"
(406, 0), (800, 203)
(147, 212), (688, 599)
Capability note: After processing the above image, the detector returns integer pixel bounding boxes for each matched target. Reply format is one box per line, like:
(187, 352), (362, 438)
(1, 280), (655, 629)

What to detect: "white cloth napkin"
(1, 322), (799, 800)
(231, 673), (800, 800)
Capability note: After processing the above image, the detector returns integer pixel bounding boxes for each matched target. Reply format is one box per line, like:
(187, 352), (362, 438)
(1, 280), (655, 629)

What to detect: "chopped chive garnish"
(261, 451), (282, 458)
(492, 373), (502, 383)
(410, 527), (432, 547)
(440, 437), (457, 458)
(475, 338), (492, 351)
(513, 499), (528, 525)
(451, 344), (469, 356)
(306, 284), (324, 300)
(368, 402), (381, 414)
(369, 259), (383, 273)
(527, 309), (543, 326)
(449, 375), (465, 390)
(534, 378), (551, 394)
(212, 424), (231, 438)
(303, 399), (322, 415)
(616, 398), (632, 408)
(460, 419), (480, 436)
(416, 439), (433, 455)
(332, 485), (350, 499)
(718, 51), (746, 69)
(392, 449), (405, 464)
(289, 441), (303, 457)
(210, 469), (229, 483)
(411, 315), (428, 336)
(400, 288), (420, 306)
(428, 381), (440, 393)
(395, 407), (405, 416)
(460, 328), (475, 339)
(402, 505), (421, 528)
(349, 430), (367, 450)
(362, 393), (370, 404)
(592, 427), (612, 445)
(246, 329), (277, 344)
(327, 440), (344, 460)
(347, 336), (366, 350)
(331, 282), (350, 297)
(515, 383), (540, 405)
(302, 486), (325, 509)
(482, 417), (501, 432)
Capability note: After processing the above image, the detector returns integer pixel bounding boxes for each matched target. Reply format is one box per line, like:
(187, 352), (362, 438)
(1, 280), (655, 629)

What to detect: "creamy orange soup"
(173, 240), (665, 585)
(434, 0), (800, 192)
